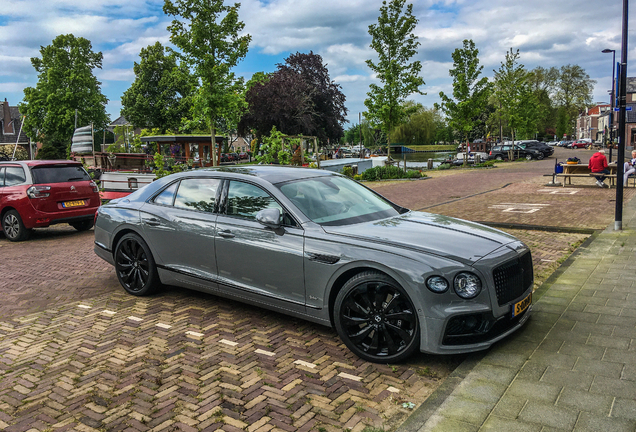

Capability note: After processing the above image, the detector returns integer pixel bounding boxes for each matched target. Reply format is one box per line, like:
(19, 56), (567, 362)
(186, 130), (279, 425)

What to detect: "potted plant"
(566, 157), (580, 165)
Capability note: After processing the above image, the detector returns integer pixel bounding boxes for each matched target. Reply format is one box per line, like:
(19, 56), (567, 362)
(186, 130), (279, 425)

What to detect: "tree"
(392, 102), (437, 145)
(555, 64), (596, 135)
(239, 52), (347, 144)
(19, 34), (109, 159)
(364, 0), (425, 159)
(163, 0), (251, 166)
(492, 49), (538, 150)
(343, 124), (361, 145)
(121, 42), (196, 133)
(436, 40), (490, 150)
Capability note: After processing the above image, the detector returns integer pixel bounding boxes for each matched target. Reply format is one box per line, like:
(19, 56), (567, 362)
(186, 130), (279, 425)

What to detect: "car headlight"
(454, 272), (482, 299)
(426, 276), (449, 293)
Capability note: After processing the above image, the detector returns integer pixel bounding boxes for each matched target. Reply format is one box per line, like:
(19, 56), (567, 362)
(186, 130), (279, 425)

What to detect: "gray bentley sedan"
(94, 166), (533, 363)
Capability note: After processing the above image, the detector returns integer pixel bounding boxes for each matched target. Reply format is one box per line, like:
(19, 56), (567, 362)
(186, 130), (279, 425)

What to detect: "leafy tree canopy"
(239, 52), (347, 144)
(164, 0), (251, 165)
(19, 34), (109, 159)
(392, 101), (437, 145)
(121, 42), (196, 133)
(436, 39), (490, 143)
(364, 0), (424, 155)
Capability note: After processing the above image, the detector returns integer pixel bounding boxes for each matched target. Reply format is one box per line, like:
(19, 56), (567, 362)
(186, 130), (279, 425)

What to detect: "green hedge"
(360, 165), (423, 181)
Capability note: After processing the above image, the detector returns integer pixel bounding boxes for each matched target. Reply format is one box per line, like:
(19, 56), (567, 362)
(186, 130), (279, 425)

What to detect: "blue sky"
(0, 0), (633, 128)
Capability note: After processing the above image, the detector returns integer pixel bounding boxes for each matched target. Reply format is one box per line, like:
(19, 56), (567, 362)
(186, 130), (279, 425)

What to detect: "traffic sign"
(614, 107), (633, 111)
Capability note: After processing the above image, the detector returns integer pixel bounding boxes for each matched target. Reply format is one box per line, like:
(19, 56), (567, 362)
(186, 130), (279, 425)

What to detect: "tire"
(334, 271), (420, 363)
(495, 155), (504, 161)
(70, 219), (94, 232)
(537, 154), (544, 160)
(525, 154), (533, 161)
(2, 210), (31, 242)
(114, 233), (160, 296)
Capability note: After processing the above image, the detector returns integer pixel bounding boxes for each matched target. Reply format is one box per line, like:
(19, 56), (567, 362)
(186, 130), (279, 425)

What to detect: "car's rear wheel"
(70, 219), (94, 231)
(114, 233), (159, 296)
(334, 271), (419, 363)
(2, 210), (31, 242)
(495, 155), (503, 161)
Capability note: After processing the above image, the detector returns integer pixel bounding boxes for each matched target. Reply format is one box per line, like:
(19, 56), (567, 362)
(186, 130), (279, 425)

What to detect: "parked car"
(516, 140), (553, 158)
(570, 140), (590, 149)
(94, 166), (533, 362)
(238, 152), (249, 160)
(489, 144), (543, 160)
(229, 153), (239, 161)
(1, 160), (100, 242)
(220, 153), (230, 163)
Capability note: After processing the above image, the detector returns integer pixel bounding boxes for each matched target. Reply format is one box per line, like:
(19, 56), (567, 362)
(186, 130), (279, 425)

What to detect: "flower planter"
(566, 161), (579, 165)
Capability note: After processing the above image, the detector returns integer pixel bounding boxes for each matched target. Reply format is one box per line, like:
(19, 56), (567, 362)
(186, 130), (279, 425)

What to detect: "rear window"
(31, 165), (91, 184)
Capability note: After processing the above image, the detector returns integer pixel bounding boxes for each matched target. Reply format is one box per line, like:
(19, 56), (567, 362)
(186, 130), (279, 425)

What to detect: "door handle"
(145, 218), (161, 226)
(218, 230), (235, 238)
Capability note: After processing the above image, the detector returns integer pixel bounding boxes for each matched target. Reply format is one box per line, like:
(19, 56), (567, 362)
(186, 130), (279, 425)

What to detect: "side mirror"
(255, 208), (281, 229)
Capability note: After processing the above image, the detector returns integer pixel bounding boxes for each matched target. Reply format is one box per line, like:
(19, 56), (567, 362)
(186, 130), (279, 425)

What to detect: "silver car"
(94, 166), (533, 363)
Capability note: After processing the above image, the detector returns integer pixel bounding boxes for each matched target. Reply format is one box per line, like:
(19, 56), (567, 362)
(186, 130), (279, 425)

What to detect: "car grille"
(492, 251), (533, 306)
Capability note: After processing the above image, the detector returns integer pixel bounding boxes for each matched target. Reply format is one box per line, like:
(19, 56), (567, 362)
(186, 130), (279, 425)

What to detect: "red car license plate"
(62, 200), (86, 208)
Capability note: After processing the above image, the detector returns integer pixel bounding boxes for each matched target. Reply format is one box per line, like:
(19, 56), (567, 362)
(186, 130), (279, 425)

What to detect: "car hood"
(322, 211), (519, 265)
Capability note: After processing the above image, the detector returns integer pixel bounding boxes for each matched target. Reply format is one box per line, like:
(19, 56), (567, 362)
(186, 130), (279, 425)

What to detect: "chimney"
(2, 98), (14, 134)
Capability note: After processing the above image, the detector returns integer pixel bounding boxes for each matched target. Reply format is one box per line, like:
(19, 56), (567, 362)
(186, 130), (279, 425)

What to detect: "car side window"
(152, 182), (178, 206)
(174, 178), (221, 213)
(226, 181), (290, 224)
(0, 168), (4, 187)
(4, 166), (26, 186)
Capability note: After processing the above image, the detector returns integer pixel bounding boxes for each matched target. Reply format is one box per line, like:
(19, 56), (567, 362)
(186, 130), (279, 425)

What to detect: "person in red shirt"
(589, 149), (609, 188)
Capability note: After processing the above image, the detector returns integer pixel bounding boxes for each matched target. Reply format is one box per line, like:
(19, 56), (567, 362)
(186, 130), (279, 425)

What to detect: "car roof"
(177, 165), (336, 184)
(0, 160), (82, 167)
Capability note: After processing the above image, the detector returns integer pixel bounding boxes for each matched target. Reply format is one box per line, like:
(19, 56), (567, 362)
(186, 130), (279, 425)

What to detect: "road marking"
(294, 360), (316, 368)
(537, 189), (579, 195)
(156, 323), (171, 329)
(220, 339), (238, 346)
(255, 349), (276, 357)
(338, 372), (362, 382)
(489, 203), (550, 214)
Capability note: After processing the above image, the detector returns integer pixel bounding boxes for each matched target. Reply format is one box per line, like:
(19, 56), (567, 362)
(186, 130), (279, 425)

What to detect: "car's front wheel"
(334, 271), (420, 363)
(114, 233), (160, 296)
(2, 210), (31, 242)
(70, 219), (94, 231)
(525, 154), (533, 161)
(537, 154), (544, 160)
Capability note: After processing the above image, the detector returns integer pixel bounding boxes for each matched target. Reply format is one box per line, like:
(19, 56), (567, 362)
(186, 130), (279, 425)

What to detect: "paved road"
(0, 149), (633, 432)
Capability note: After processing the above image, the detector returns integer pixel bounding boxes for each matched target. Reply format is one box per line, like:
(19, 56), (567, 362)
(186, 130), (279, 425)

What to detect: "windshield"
(278, 176), (400, 225)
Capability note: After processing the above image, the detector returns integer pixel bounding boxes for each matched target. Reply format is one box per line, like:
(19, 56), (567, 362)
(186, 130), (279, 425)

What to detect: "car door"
(140, 177), (221, 282)
(214, 179), (306, 311)
(0, 167), (5, 211)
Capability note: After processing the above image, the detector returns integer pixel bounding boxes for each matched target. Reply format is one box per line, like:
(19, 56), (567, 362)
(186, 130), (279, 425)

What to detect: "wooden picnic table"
(556, 162), (621, 187)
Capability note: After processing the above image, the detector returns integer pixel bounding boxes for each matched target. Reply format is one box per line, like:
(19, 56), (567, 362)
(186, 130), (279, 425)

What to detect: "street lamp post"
(602, 49), (616, 151)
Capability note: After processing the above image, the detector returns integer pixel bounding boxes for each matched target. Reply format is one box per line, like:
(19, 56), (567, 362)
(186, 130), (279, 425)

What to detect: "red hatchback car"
(0, 160), (101, 241)
(570, 140), (590, 149)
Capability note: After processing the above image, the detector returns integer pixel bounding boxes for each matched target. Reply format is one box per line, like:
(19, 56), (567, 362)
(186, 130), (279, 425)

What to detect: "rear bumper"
(22, 205), (98, 228)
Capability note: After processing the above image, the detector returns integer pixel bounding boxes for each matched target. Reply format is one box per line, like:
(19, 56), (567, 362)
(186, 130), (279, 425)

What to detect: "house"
(0, 98), (33, 158)
(576, 103), (610, 142)
(595, 77), (636, 148)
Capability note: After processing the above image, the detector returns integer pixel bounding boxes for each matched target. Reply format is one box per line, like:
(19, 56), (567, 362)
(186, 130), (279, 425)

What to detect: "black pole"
(615, 0), (628, 231)
(611, 50), (616, 148)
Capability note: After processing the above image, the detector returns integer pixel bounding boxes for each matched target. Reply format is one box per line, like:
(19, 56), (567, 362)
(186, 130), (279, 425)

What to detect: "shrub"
(353, 174), (362, 181)
(360, 165), (422, 181)
(342, 165), (355, 178)
(0, 144), (29, 160)
(437, 163), (451, 170)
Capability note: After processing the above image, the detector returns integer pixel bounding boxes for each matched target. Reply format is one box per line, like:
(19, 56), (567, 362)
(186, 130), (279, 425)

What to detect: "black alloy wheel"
(114, 233), (159, 296)
(70, 219), (94, 231)
(525, 154), (533, 161)
(334, 271), (419, 363)
(2, 210), (31, 242)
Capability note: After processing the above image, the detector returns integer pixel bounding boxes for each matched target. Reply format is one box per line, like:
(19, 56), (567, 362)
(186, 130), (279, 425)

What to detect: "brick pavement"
(1, 149), (631, 432)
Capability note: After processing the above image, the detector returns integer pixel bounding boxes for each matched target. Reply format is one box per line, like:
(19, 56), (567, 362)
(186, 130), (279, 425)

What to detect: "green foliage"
(153, 153), (170, 179)
(121, 42), (196, 133)
(365, 0), (425, 155)
(436, 40), (491, 143)
(556, 106), (569, 139)
(342, 165), (355, 178)
(392, 102), (438, 145)
(555, 64), (596, 134)
(360, 165), (422, 181)
(0, 144), (29, 160)
(164, 0), (251, 165)
(437, 163), (451, 170)
(254, 126), (300, 165)
(492, 49), (538, 142)
(19, 34), (109, 160)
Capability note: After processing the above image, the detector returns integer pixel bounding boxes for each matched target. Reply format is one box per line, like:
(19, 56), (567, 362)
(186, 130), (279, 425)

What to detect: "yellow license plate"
(62, 200), (85, 208)
(513, 292), (532, 317)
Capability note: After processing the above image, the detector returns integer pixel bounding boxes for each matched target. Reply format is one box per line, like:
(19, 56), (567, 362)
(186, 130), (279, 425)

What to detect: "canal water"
(397, 151), (456, 169)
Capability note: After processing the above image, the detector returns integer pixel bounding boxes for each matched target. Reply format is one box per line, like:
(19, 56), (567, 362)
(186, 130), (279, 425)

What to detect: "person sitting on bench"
(624, 150), (636, 186)
(589, 149), (609, 188)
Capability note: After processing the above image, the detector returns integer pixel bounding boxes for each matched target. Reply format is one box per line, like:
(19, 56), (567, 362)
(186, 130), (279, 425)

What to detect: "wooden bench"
(554, 173), (636, 188)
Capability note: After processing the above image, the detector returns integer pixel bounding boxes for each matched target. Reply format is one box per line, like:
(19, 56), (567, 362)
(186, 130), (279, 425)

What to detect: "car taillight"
(489, 151), (492, 155)
(26, 185), (51, 199)
(89, 180), (99, 193)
